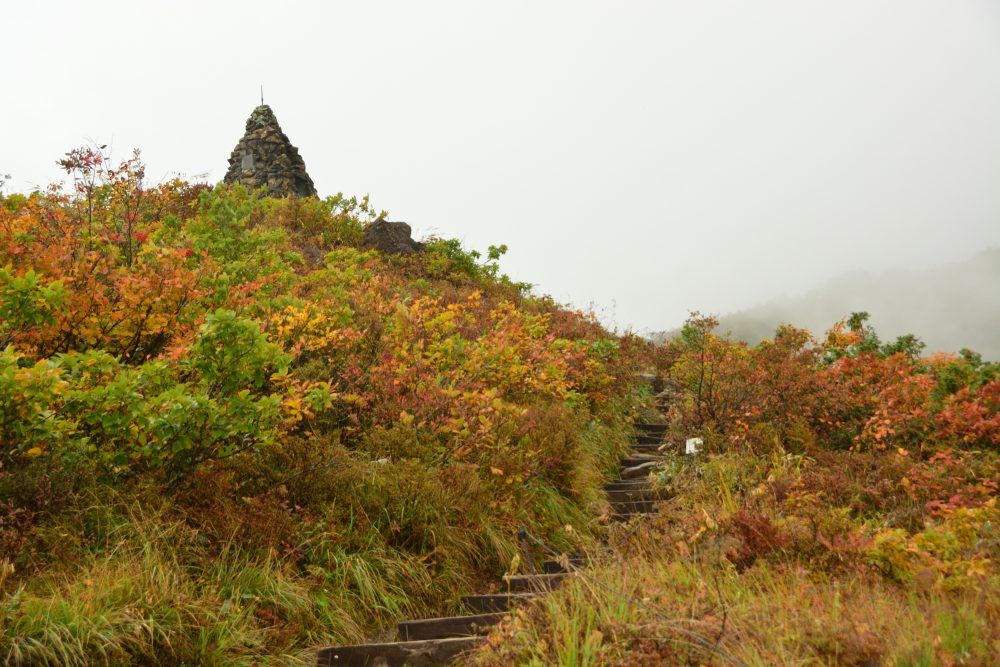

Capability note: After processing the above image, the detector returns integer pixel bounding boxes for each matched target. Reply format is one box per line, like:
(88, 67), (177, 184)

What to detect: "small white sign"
(685, 437), (703, 455)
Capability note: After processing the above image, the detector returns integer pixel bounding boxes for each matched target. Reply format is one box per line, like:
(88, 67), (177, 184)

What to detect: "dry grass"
(472, 552), (997, 666)
(470, 444), (999, 666)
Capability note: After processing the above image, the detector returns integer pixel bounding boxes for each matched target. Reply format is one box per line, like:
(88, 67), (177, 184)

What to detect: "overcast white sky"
(4, 1), (999, 334)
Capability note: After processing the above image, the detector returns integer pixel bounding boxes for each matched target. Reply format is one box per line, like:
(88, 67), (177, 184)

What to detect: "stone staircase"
(315, 421), (670, 666)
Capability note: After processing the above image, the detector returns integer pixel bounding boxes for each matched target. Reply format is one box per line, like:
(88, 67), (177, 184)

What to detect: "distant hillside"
(697, 247), (999, 359)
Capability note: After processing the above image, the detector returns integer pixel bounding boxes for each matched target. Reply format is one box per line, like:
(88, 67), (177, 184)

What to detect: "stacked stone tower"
(223, 104), (317, 198)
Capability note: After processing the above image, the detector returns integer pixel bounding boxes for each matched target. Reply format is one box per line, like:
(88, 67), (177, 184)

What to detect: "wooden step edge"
(619, 461), (660, 479)
(500, 573), (568, 592)
(317, 636), (485, 666)
(611, 509), (660, 520)
(620, 456), (665, 468)
(606, 474), (653, 483)
(613, 511), (657, 521)
(622, 452), (665, 461)
(604, 480), (654, 490)
(397, 612), (507, 641)
(605, 486), (654, 496)
(606, 488), (662, 502)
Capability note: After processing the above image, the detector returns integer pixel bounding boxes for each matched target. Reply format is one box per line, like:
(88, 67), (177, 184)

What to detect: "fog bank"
(701, 247), (1000, 359)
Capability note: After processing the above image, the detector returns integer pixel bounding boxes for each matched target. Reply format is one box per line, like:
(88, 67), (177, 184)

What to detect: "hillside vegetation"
(0, 149), (649, 664)
(474, 314), (999, 665)
(2, 150), (997, 666)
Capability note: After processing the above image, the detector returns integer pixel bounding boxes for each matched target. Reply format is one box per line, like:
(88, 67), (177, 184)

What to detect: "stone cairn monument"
(223, 104), (317, 198)
(223, 101), (424, 254)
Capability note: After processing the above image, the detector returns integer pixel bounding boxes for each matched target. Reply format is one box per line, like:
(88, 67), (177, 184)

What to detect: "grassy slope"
(0, 180), (651, 665)
(471, 449), (998, 666)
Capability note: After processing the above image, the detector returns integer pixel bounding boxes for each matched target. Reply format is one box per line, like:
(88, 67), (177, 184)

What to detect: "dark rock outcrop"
(363, 220), (424, 255)
(223, 105), (317, 198)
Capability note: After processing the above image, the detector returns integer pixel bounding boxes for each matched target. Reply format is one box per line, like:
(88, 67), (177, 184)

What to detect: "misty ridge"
(661, 246), (1000, 360)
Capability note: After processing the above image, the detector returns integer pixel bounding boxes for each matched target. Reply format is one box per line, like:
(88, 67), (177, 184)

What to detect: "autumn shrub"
(0, 313), (332, 479)
(665, 312), (1000, 460)
(725, 510), (791, 570)
(936, 380), (1000, 448)
(905, 449), (1000, 515)
(866, 501), (1000, 590)
(258, 193), (372, 251)
(0, 267), (66, 348)
(0, 349), (71, 460)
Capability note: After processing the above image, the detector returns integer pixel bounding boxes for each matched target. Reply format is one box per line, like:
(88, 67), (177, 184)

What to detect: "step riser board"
(462, 594), (536, 614)
(397, 612), (506, 641)
(542, 559), (585, 573)
(317, 637), (485, 666)
(604, 481), (653, 492)
(500, 573), (568, 592)
(636, 423), (668, 436)
(611, 498), (658, 514)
